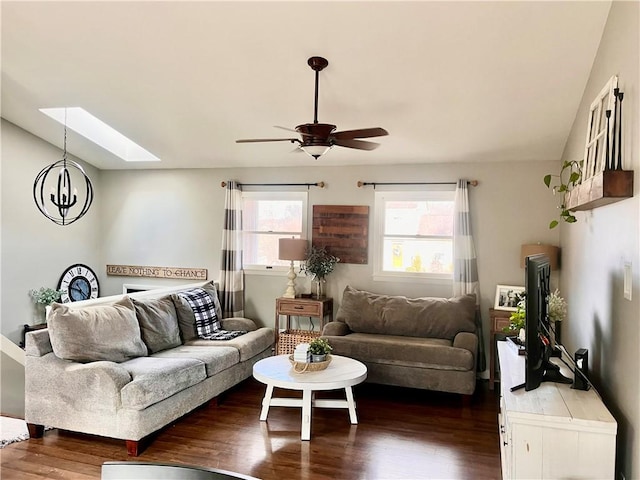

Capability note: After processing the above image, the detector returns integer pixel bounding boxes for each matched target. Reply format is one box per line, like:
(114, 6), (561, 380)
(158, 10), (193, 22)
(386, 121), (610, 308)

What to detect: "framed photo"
(494, 285), (525, 311)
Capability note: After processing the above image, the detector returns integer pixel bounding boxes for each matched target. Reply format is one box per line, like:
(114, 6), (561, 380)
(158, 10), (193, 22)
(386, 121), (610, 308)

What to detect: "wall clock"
(58, 264), (100, 302)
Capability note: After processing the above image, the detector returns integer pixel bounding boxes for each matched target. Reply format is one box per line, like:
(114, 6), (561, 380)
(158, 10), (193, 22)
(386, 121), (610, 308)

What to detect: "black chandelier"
(33, 111), (94, 226)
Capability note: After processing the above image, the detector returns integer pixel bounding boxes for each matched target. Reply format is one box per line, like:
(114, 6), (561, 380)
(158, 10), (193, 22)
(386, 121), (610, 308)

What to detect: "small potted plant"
(308, 337), (332, 362)
(502, 299), (526, 344)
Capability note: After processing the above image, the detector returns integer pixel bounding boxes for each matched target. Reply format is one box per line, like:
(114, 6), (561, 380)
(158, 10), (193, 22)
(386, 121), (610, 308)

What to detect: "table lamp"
(520, 243), (560, 270)
(278, 238), (308, 298)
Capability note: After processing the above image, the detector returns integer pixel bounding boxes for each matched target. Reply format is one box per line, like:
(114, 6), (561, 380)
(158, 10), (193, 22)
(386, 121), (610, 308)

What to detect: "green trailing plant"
(308, 337), (333, 355)
(29, 287), (63, 306)
(301, 246), (340, 279)
(543, 160), (583, 229)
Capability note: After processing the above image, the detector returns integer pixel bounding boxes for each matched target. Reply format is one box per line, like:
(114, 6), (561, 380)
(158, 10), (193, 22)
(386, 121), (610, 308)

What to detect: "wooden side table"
(489, 308), (512, 390)
(20, 323), (47, 348)
(275, 297), (333, 353)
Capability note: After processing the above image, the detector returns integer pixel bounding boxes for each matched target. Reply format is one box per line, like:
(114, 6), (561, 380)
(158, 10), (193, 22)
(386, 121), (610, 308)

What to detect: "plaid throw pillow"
(178, 288), (221, 338)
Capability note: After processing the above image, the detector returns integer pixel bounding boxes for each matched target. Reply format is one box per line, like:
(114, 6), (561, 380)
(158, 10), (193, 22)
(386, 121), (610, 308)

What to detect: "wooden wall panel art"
(312, 205), (369, 264)
(106, 265), (207, 280)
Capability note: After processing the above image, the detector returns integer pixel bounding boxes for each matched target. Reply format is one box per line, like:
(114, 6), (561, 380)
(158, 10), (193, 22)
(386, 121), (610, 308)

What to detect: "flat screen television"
(511, 254), (572, 392)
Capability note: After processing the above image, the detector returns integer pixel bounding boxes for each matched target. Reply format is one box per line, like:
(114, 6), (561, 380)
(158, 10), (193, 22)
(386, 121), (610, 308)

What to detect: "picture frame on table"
(494, 285), (525, 311)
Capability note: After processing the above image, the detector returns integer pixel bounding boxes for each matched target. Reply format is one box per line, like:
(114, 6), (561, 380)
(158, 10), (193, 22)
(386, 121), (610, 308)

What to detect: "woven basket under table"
(276, 329), (321, 355)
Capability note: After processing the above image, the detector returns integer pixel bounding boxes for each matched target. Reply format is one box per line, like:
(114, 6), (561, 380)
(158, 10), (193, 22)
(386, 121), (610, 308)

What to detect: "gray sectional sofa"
(24, 281), (273, 456)
(321, 286), (478, 396)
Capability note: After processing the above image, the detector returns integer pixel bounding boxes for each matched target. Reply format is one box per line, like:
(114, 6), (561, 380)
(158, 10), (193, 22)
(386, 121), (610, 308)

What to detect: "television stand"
(510, 357), (572, 392)
(497, 341), (616, 479)
(542, 361), (573, 384)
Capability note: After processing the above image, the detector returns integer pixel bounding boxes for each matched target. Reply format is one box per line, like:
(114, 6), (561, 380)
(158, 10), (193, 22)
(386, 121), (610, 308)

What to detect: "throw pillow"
(176, 287), (221, 338)
(48, 296), (148, 363)
(172, 281), (224, 341)
(131, 296), (182, 353)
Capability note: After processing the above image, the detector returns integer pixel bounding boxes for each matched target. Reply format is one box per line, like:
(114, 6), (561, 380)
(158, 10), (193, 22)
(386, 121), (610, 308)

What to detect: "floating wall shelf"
(566, 169), (634, 211)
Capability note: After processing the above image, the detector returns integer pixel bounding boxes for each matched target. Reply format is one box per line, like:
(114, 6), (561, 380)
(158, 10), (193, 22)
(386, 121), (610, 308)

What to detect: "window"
(374, 189), (455, 283)
(242, 191), (308, 271)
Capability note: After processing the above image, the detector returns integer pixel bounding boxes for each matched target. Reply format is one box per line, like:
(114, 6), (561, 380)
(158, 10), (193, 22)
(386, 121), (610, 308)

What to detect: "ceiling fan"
(236, 56), (388, 159)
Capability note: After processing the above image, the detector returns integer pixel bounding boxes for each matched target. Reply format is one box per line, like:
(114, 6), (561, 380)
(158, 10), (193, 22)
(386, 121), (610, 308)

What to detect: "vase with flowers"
(300, 246), (340, 299)
(547, 289), (567, 345)
(29, 287), (63, 324)
(502, 289), (567, 345)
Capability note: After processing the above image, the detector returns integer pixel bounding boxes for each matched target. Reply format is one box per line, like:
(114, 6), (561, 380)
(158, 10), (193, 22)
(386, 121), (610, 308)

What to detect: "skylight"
(40, 107), (161, 162)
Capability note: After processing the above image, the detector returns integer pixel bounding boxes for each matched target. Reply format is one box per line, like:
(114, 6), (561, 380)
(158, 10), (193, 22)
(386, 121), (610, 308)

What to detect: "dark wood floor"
(1, 379), (501, 480)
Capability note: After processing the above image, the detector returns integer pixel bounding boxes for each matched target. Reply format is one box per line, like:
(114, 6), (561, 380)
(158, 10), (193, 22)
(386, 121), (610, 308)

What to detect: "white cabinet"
(497, 341), (617, 479)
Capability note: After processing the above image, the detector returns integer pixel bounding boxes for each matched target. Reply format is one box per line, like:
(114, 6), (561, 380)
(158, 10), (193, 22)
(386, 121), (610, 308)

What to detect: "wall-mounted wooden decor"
(312, 205), (369, 264)
(106, 265), (207, 280)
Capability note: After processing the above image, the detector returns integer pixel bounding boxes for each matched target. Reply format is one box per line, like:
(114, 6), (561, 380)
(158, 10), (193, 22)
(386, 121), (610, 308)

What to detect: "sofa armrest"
(26, 354), (133, 422)
(220, 317), (257, 332)
(453, 331), (478, 355)
(322, 321), (351, 336)
(25, 328), (53, 357)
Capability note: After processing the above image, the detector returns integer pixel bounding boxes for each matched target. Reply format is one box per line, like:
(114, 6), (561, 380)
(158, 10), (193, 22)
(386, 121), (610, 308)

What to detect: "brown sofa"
(321, 286), (478, 396)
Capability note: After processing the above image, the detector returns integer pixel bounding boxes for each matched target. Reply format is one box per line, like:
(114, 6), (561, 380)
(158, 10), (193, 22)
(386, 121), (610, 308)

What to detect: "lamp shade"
(520, 244), (560, 270)
(300, 145), (332, 159)
(279, 238), (308, 261)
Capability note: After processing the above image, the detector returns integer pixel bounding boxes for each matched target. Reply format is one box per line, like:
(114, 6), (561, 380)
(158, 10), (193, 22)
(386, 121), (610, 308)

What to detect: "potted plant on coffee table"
(308, 337), (332, 362)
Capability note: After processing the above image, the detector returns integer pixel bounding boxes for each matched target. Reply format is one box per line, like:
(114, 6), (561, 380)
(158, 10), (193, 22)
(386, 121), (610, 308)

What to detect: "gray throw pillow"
(48, 296), (148, 363)
(132, 295), (181, 353)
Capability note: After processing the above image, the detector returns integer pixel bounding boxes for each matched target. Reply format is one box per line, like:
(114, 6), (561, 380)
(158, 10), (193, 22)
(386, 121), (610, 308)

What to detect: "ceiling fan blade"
(333, 138), (380, 150)
(332, 128), (389, 140)
(273, 126), (299, 134)
(236, 138), (299, 143)
(274, 125), (317, 138)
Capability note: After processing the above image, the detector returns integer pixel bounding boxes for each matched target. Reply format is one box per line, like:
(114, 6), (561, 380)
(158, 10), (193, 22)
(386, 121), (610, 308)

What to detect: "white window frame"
(373, 188), (455, 284)
(582, 75), (618, 181)
(241, 191), (308, 275)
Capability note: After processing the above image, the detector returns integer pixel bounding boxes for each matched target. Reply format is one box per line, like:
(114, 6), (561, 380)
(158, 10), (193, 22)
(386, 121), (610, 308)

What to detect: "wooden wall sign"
(106, 265), (208, 280)
(312, 205), (369, 264)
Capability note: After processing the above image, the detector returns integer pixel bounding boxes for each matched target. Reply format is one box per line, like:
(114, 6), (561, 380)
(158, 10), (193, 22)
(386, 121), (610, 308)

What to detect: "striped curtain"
(219, 181), (244, 318)
(453, 179), (486, 372)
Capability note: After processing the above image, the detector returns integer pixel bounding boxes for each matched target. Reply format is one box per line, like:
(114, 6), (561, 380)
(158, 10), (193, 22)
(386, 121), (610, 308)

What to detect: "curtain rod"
(357, 180), (478, 188)
(220, 181), (325, 189)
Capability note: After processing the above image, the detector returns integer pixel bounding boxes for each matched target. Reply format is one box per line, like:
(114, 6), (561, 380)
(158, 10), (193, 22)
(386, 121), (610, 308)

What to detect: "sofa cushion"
(48, 297), (148, 363)
(119, 356), (206, 410)
(152, 345), (239, 377)
(172, 281), (223, 341)
(324, 332), (475, 371)
(132, 296), (181, 353)
(335, 286), (476, 340)
(184, 327), (274, 362)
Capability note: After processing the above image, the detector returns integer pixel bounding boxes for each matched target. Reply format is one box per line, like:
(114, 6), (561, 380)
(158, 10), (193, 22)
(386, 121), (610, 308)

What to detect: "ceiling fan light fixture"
(300, 144), (332, 159)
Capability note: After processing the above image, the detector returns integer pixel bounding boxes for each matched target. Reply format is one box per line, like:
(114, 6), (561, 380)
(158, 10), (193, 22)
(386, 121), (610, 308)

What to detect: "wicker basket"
(289, 354), (332, 373)
(276, 329), (321, 355)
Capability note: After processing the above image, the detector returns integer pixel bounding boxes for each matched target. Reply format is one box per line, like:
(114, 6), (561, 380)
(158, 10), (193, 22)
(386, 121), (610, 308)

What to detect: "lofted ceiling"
(1, 1), (611, 170)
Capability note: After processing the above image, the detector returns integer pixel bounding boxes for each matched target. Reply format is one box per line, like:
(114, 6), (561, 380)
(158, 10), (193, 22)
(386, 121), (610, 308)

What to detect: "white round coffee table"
(252, 354), (367, 440)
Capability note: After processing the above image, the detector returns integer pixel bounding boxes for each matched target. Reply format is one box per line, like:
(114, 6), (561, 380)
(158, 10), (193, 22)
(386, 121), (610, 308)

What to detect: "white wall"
(559, 2), (639, 478)
(1, 120), (103, 416)
(1, 120), (102, 343)
(99, 160), (560, 356)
